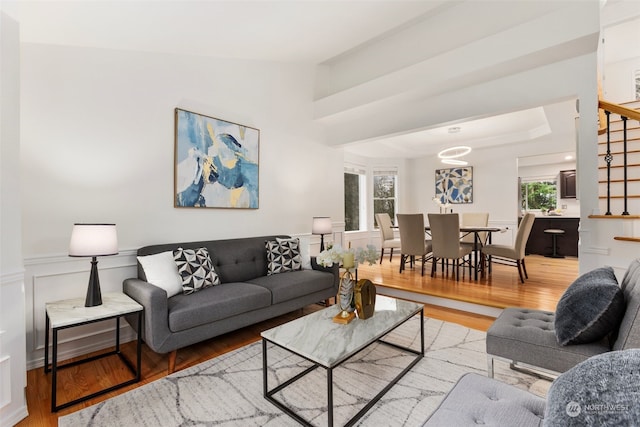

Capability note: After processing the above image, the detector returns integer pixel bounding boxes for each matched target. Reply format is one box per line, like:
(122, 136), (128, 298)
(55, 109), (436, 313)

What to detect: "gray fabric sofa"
(123, 235), (339, 372)
(486, 258), (640, 376)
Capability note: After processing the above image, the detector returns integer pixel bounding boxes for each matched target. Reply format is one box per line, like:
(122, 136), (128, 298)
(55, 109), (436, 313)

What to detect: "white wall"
(604, 57), (640, 102)
(602, 16), (640, 103)
(20, 43), (344, 369)
(0, 12), (28, 427)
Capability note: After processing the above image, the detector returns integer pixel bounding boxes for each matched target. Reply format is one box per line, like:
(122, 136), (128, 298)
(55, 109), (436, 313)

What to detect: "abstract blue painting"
(174, 108), (259, 208)
(435, 167), (473, 204)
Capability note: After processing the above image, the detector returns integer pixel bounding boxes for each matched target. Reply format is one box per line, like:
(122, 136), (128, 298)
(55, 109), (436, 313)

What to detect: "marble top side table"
(44, 292), (143, 412)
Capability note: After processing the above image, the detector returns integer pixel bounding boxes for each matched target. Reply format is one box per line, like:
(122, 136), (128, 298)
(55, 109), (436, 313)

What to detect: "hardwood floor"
(360, 254), (578, 312)
(17, 254), (578, 426)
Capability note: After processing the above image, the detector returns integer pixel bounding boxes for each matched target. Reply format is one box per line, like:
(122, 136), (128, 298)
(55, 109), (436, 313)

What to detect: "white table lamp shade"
(69, 223), (118, 257)
(312, 217), (332, 235)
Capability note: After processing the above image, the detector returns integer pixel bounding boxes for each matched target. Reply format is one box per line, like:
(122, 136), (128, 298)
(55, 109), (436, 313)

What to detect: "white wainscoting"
(0, 270), (28, 426)
(0, 354), (10, 409)
(487, 219), (517, 246)
(24, 250), (139, 370)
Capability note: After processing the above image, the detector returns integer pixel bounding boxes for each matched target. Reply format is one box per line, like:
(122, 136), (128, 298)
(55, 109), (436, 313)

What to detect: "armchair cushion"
(543, 349), (640, 426)
(423, 372), (545, 427)
(554, 267), (625, 346)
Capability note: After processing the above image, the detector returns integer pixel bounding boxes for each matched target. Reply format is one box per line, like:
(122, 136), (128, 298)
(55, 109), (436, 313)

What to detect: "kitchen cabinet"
(560, 169), (576, 199)
(525, 216), (579, 257)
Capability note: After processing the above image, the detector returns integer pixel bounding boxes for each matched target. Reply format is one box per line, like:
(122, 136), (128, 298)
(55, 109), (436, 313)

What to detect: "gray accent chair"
(482, 212), (535, 283)
(428, 213), (472, 281)
(123, 235), (339, 373)
(423, 371), (545, 426)
(423, 349), (640, 427)
(397, 213), (432, 276)
(486, 258), (640, 378)
(375, 212), (401, 263)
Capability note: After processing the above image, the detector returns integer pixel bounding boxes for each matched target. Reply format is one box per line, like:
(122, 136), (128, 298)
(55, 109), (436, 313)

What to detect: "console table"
(44, 292), (143, 412)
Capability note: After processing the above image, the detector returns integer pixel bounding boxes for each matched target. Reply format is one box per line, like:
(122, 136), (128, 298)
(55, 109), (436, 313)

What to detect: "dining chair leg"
(521, 258), (528, 279)
(517, 260), (525, 283)
(379, 248), (385, 264)
(399, 254), (404, 273)
(421, 255), (425, 276)
(389, 248), (394, 262)
(431, 258), (437, 277)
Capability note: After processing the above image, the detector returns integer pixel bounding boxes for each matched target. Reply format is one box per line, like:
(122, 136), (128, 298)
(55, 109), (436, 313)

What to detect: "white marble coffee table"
(261, 295), (424, 427)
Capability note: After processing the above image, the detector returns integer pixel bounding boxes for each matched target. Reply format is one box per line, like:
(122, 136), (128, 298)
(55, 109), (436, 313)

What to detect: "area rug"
(59, 317), (550, 426)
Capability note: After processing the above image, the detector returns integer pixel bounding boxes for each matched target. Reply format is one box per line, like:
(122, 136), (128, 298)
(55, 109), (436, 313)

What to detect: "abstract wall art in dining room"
(435, 166), (473, 204)
(174, 108), (260, 209)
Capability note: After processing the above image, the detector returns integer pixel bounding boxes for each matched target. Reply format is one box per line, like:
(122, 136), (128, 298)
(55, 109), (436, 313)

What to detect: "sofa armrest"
(311, 256), (340, 291)
(123, 278), (172, 353)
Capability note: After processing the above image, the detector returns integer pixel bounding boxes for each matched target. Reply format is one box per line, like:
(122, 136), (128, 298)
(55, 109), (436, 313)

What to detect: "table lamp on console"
(69, 223), (118, 307)
(312, 216), (332, 251)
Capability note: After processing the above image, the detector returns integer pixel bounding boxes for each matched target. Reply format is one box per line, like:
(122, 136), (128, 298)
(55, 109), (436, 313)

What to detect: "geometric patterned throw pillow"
(173, 247), (220, 295)
(266, 238), (302, 275)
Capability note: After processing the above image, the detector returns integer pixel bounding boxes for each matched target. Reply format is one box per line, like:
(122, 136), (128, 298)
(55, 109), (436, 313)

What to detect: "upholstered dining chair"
(428, 213), (473, 281)
(397, 213), (432, 276)
(375, 213), (401, 263)
(482, 212), (535, 283)
(460, 212), (490, 271)
(460, 212), (490, 248)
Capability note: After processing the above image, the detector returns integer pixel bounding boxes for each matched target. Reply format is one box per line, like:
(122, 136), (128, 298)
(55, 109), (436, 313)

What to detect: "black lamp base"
(85, 257), (103, 307)
(320, 235), (325, 252)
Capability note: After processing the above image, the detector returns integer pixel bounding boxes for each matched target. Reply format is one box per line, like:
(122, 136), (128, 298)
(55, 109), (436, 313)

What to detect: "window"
(521, 178), (557, 212)
(344, 165), (366, 232)
(373, 170), (397, 227)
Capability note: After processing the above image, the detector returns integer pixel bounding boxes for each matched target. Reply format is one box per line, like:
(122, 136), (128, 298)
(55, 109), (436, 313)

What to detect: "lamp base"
(85, 257), (103, 307)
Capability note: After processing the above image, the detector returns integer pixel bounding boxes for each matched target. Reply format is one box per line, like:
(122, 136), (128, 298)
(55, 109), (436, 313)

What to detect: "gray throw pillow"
(554, 266), (625, 346)
(543, 349), (640, 426)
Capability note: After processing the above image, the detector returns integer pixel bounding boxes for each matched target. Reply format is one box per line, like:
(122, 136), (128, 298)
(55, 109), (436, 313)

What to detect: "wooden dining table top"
(424, 225), (504, 232)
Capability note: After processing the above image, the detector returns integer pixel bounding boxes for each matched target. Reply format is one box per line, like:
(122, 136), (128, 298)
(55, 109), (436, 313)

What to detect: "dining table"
(424, 225), (504, 280)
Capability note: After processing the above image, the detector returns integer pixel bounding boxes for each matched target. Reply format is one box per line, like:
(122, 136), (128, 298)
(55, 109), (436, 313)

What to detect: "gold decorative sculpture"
(354, 279), (376, 319)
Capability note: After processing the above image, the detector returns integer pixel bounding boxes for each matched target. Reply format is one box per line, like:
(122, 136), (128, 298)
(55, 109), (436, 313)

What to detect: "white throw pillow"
(137, 251), (183, 298)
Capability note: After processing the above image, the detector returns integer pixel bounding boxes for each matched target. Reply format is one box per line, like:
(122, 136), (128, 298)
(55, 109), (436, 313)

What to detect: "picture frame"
(174, 108), (260, 209)
(435, 166), (473, 204)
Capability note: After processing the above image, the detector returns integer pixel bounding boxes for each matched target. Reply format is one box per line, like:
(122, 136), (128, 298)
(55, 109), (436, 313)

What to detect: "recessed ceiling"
(343, 100), (578, 159)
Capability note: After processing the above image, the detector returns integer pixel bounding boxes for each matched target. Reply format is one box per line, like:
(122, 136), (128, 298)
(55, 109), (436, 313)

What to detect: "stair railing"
(598, 100), (640, 215)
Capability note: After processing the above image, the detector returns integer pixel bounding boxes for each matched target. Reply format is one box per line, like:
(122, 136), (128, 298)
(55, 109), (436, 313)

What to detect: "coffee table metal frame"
(262, 303), (424, 427)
